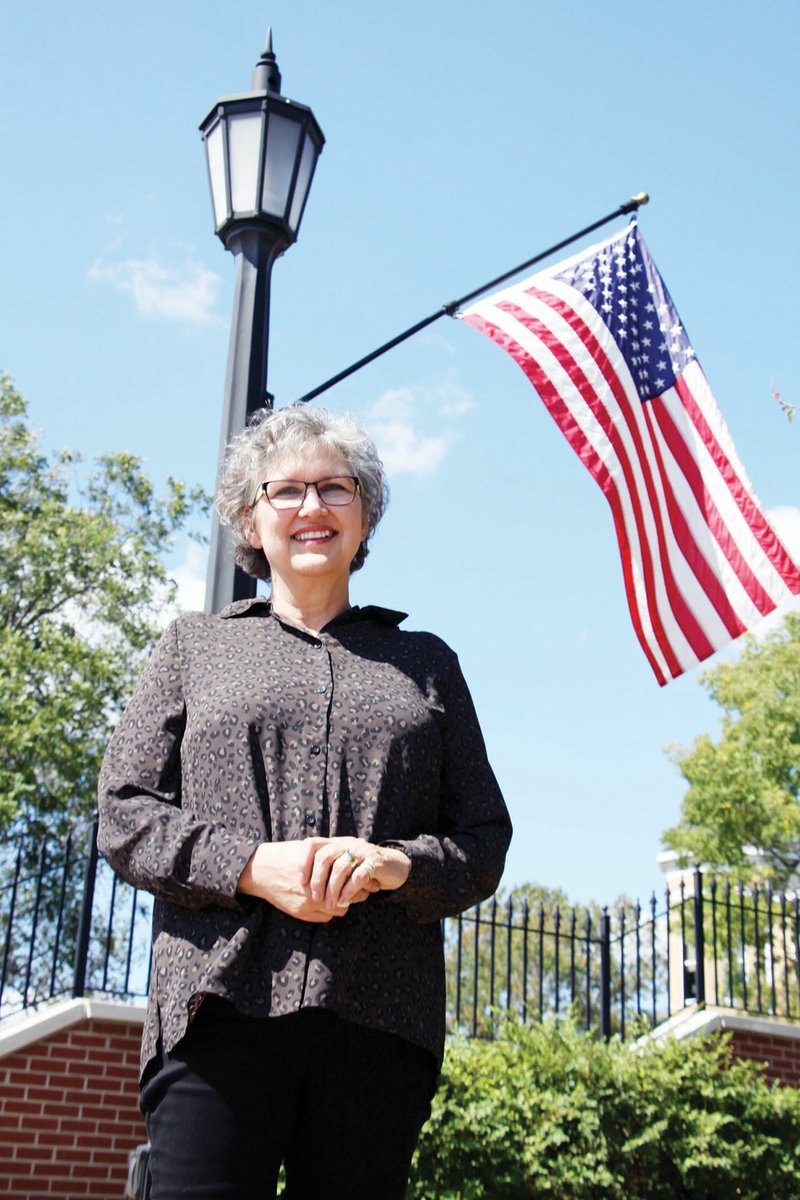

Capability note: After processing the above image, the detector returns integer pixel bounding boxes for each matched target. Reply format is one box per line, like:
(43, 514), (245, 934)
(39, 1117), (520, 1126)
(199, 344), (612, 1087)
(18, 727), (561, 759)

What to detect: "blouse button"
(305, 812), (317, 828)
(309, 744), (322, 756)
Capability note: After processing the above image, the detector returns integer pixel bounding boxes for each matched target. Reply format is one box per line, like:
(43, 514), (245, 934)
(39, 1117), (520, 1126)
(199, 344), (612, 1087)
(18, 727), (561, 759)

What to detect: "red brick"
(91, 1149), (128, 1166)
(9, 1144), (61, 1163)
(57, 1117), (98, 1134)
(77, 1164), (117, 1180)
(44, 1046), (94, 1065)
(5, 1069), (52, 1088)
(30, 1117), (61, 1134)
(0, 1080), (35, 1099)
(80, 1047), (122, 1066)
(38, 1132), (83, 1149)
(16, 1106), (54, 1121)
(2, 1159), (36, 1175)
(72, 1137), (112, 1152)
(3, 1126), (39, 1145)
(33, 1101), (84, 1119)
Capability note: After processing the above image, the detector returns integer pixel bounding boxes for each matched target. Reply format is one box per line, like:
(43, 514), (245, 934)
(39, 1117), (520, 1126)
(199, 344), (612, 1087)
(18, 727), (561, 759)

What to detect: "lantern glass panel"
(288, 134), (317, 233)
(261, 114), (301, 218)
(227, 110), (263, 214)
(205, 121), (229, 228)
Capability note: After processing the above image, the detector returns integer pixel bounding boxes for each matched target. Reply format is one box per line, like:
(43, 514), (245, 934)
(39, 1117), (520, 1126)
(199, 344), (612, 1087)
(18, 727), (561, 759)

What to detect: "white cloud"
(366, 370), (477, 476)
(371, 418), (449, 475)
(418, 329), (457, 356)
(437, 390), (476, 418)
(370, 387), (417, 422)
(148, 541), (211, 630)
(169, 541), (209, 615)
(88, 254), (221, 324)
(429, 368), (477, 418)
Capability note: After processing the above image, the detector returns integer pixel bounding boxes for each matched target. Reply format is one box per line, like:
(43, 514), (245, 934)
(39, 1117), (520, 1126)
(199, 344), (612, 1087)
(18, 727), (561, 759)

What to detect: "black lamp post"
(200, 31), (325, 611)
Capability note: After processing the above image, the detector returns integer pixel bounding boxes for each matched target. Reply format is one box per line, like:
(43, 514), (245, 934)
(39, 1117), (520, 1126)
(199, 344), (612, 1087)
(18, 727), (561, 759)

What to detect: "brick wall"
(0, 1000), (146, 1200)
(728, 1026), (800, 1088)
(652, 1005), (800, 1088)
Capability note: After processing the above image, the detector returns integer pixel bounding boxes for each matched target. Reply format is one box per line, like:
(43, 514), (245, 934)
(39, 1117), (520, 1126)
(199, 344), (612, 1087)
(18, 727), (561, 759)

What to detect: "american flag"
(460, 222), (800, 685)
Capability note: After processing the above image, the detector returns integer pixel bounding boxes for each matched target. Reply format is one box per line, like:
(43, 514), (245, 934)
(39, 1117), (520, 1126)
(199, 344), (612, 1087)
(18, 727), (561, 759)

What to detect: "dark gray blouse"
(97, 597), (512, 1075)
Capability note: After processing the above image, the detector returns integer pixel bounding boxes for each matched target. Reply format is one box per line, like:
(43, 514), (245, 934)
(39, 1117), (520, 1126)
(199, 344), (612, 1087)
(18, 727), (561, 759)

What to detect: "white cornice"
(0, 998), (145, 1059)
(648, 1004), (800, 1044)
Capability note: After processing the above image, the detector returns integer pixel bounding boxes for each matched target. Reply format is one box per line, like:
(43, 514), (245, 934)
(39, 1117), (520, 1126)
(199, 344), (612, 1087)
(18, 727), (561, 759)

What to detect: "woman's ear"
(243, 508), (263, 550)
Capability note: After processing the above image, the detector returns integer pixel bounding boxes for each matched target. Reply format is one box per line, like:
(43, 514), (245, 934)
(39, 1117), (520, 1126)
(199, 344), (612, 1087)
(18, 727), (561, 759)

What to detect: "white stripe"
(641, 399), (761, 637)
(461, 224), (798, 680)
(648, 388), (770, 628)
(472, 292), (692, 677)
(496, 281), (782, 652)
(504, 284), (708, 670)
(661, 371), (796, 607)
(683, 361), (763, 502)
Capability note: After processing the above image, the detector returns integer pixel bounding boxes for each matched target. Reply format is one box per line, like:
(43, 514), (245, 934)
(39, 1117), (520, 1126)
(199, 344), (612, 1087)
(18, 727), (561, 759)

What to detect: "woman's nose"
(298, 483), (327, 515)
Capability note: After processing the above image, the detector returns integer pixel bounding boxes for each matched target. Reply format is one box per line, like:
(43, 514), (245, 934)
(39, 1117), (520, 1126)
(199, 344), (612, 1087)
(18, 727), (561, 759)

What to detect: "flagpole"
(294, 191), (649, 405)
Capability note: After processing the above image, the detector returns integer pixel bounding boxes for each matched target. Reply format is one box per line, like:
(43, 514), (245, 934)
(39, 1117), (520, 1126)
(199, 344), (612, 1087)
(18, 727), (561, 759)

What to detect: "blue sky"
(2, 1), (798, 905)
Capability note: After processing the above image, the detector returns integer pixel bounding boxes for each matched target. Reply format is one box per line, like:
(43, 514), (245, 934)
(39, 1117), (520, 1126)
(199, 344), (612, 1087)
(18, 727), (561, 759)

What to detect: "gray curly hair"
(214, 403), (389, 581)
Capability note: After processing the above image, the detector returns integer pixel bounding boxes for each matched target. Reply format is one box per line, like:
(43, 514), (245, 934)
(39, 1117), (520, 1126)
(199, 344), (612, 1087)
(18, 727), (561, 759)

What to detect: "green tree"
(662, 614), (800, 887)
(0, 373), (209, 839)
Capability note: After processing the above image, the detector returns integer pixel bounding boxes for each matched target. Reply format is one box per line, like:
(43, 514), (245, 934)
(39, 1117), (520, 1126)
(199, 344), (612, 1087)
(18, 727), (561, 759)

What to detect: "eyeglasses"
(253, 476), (361, 510)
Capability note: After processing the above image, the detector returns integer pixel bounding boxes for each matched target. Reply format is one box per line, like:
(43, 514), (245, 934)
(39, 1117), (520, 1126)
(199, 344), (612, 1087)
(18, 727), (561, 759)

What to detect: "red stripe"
(522, 287), (715, 664)
(675, 374), (800, 596)
(650, 390), (779, 615)
(513, 288), (719, 667)
(462, 308), (668, 685)
(640, 401), (746, 641)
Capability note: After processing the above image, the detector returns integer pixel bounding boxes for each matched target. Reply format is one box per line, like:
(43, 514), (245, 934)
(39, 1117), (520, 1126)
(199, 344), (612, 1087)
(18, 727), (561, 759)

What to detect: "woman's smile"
(291, 525), (337, 543)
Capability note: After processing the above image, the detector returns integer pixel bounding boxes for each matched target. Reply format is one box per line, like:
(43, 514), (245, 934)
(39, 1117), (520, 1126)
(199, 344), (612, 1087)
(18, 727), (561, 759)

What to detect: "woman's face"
(246, 447), (368, 591)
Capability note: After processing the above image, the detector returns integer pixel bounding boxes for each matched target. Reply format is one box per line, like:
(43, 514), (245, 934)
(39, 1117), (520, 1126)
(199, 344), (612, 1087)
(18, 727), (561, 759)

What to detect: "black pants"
(141, 999), (437, 1200)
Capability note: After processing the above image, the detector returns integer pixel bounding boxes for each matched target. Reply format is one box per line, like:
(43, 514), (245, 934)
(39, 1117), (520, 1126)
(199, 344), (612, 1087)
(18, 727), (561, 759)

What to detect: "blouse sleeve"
(96, 619), (256, 911)
(381, 643), (512, 924)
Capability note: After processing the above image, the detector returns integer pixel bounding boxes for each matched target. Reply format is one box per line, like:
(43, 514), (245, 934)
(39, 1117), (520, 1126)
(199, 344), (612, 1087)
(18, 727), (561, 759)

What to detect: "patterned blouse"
(97, 597), (512, 1076)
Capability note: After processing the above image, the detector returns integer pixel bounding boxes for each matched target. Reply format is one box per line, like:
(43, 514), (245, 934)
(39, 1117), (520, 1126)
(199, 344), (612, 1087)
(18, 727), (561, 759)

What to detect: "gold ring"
(364, 859), (377, 881)
(340, 850), (359, 868)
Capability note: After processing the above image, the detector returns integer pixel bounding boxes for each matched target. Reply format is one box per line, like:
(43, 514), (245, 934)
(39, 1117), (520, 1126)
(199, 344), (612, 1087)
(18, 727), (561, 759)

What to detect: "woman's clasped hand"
(237, 836), (411, 921)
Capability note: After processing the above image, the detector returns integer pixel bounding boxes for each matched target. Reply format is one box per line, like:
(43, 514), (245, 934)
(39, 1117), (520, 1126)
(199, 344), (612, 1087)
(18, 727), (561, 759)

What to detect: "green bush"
(409, 1017), (800, 1199)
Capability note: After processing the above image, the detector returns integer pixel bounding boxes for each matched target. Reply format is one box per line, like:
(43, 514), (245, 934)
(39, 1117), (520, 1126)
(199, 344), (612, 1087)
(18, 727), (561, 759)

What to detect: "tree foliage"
(0, 373), (208, 838)
(409, 1017), (800, 1199)
(662, 614), (800, 886)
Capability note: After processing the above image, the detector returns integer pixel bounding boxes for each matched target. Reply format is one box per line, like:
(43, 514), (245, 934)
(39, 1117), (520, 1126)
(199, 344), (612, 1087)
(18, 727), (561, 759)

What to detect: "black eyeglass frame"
(252, 476), (361, 510)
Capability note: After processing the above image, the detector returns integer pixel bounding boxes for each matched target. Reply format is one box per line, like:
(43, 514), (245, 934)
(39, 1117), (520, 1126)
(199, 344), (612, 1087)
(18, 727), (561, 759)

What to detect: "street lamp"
(200, 31), (325, 611)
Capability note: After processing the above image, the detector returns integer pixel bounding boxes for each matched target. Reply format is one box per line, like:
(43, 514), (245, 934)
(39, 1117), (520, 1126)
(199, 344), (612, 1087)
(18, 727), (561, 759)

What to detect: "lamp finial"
(252, 28), (282, 94)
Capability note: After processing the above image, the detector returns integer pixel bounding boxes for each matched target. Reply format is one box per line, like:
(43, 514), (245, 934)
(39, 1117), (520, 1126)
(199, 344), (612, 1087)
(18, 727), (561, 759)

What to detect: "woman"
(98, 403), (511, 1199)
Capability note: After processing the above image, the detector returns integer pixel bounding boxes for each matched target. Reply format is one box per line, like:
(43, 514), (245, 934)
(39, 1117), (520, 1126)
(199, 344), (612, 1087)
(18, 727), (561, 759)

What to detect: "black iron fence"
(3, 822), (800, 1039)
(0, 820), (152, 1015)
(443, 874), (800, 1038)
